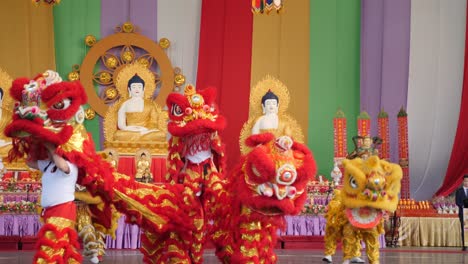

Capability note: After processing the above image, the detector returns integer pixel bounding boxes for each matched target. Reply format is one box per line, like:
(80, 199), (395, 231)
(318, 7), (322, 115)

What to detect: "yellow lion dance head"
(341, 156), (402, 228)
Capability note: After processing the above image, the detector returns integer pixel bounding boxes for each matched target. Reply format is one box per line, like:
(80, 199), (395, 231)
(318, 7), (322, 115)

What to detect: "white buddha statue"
(114, 74), (165, 141)
(251, 90), (292, 137)
(239, 76), (304, 155)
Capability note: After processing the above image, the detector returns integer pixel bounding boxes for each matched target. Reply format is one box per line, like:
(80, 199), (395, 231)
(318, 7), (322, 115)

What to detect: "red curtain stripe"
(196, 0), (253, 168)
(434, 3), (468, 197)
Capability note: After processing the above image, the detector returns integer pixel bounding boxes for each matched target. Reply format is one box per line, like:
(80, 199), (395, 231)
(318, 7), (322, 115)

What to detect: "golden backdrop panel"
(0, 2), (56, 78)
(251, 9), (281, 85)
(250, 0), (310, 141)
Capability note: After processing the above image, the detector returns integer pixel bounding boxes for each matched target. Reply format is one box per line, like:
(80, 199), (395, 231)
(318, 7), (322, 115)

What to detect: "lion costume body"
(323, 156), (402, 264)
(212, 133), (316, 263)
(5, 72), (316, 263)
(6, 73), (191, 263)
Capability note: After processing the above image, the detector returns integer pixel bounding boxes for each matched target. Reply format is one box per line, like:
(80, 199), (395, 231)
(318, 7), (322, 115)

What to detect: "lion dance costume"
(323, 156), (402, 264)
(5, 71), (316, 263)
(212, 133), (316, 263)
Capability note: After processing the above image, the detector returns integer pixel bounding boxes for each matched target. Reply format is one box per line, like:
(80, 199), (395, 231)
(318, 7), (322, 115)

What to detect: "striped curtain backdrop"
(0, 0), (467, 200)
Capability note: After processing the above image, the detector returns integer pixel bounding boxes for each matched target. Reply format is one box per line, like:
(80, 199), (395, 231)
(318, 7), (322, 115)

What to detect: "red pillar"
(357, 111), (371, 148)
(333, 109), (347, 169)
(398, 108), (410, 199)
(378, 109), (390, 160)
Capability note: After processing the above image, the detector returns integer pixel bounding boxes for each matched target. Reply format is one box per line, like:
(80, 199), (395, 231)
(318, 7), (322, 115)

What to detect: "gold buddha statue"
(103, 63), (168, 154)
(135, 149), (152, 183)
(0, 70), (13, 155)
(101, 148), (119, 169)
(240, 76), (304, 154)
(0, 68), (15, 167)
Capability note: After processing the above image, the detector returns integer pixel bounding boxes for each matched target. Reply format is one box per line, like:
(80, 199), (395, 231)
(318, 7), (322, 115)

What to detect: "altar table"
(284, 215), (386, 248)
(0, 214), (390, 249)
(0, 214), (40, 237)
(398, 216), (462, 247)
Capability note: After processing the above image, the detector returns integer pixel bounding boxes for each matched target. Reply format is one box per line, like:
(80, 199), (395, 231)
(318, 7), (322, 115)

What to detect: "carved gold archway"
(70, 22), (185, 118)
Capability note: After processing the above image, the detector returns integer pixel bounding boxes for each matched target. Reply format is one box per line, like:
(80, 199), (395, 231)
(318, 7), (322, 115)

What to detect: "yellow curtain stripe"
(0, 2), (55, 77)
(251, 0), (310, 142)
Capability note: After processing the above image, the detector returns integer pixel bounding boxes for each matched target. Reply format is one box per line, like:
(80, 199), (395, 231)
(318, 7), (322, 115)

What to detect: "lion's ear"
(197, 86), (217, 106)
(245, 133), (275, 147)
(10, 77), (30, 101)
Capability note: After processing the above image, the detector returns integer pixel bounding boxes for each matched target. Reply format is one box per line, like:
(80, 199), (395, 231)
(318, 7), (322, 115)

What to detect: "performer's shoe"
(90, 256), (99, 264)
(350, 257), (365, 263)
(322, 255), (332, 263)
(462, 246), (467, 251)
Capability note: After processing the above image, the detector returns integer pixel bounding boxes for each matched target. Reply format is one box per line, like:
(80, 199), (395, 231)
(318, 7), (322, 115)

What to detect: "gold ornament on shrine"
(84, 108), (96, 120)
(159, 38), (171, 49)
(85, 35), (97, 47)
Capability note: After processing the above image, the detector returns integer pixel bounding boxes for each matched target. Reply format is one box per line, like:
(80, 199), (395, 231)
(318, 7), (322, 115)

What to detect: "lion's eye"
(349, 175), (358, 189)
(251, 165), (261, 177)
(171, 104), (183, 117)
(52, 99), (71, 110)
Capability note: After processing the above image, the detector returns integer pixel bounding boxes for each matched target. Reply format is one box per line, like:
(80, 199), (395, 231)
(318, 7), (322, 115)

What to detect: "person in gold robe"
(114, 74), (165, 141)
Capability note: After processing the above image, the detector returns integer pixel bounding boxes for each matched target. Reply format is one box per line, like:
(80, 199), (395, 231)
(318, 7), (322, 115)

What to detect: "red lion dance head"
(6, 71), (87, 159)
(5, 71), (115, 229)
(165, 84), (226, 182)
(234, 133), (316, 215)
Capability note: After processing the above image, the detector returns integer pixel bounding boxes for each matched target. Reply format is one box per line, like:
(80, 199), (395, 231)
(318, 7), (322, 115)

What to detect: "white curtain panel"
(407, 0), (466, 200)
(157, 0), (202, 87)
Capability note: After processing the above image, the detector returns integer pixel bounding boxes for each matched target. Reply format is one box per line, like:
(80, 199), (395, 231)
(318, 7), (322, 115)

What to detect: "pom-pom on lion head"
(341, 156), (402, 229)
(232, 133), (316, 215)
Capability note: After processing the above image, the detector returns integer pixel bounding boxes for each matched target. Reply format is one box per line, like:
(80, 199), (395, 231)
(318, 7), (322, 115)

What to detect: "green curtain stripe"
(309, 0), (361, 177)
(53, 0), (101, 149)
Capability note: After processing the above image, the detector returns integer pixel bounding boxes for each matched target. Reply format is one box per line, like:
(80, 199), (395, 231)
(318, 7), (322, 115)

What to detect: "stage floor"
(0, 247), (466, 263)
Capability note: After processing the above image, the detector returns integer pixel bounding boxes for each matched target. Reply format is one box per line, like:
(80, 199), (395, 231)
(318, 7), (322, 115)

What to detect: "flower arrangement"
(300, 179), (338, 215)
(0, 181), (42, 193)
(306, 180), (335, 196)
(302, 202), (327, 216)
(432, 196), (457, 214)
(0, 200), (38, 214)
